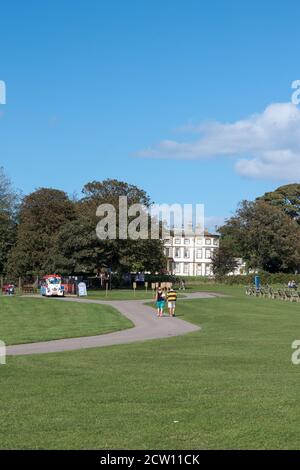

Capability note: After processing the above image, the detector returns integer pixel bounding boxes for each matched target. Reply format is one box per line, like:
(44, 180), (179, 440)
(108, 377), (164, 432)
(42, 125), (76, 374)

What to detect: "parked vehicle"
(41, 275), (65, 297)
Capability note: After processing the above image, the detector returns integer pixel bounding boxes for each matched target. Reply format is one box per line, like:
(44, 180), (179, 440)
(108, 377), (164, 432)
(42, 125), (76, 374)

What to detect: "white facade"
(164, 233), (219, 277)
(229, 258), (251, 276)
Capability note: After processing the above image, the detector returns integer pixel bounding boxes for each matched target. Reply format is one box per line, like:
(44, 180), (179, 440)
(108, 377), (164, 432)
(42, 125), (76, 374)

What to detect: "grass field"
(87, 289), (155, 301)
(1, 285), (300, 449)
(0, 297), (133, 345)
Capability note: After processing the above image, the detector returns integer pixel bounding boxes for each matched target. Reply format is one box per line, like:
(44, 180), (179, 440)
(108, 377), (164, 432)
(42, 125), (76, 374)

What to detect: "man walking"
(167, 288), (177, 317)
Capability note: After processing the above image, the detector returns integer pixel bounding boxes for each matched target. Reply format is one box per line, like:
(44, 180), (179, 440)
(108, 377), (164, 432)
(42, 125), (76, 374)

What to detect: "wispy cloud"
(138, 102), (300, 180)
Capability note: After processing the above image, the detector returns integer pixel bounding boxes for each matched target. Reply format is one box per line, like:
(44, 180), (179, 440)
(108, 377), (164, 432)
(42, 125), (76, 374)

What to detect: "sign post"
(78, 282), (87, 297)
(133, 282), (137, 297)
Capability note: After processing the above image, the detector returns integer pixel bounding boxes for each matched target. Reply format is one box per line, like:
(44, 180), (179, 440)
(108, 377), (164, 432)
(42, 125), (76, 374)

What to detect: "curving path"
(6, 292), (218, 356)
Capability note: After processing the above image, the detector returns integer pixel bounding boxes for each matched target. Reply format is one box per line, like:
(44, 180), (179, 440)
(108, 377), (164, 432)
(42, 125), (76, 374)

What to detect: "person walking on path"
(155, 288), (166, 317)
(167, 288), (177, 317)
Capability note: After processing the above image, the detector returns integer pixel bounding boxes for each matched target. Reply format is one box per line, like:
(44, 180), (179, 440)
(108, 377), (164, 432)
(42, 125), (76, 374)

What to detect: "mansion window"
(205, 249), (211, 259)
(205, 238), (212, 245)
(184, 238), (190, 245)
(213, 238), (218, 245)
(205, 264), (212, 275)
(196, 248), (202, 259)
(175, 263), (181, 274)
(183, 263), (189, 274)
(196, 264), (202, 275)
(184, 248), (190, 258)
(175, 248), (181, 258)
(175, 238), (181, 244)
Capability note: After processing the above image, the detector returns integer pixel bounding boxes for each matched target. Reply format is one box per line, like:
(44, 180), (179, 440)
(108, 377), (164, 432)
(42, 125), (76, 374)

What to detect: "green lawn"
(87, 288), (155, 301)
(1, 286), (300, 449)
(88, 289), (186, 301)
(0, 297), (133, 345)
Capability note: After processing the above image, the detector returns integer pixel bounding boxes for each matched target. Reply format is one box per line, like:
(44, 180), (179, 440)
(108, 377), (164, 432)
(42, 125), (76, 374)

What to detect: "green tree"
(81, 179), (151, 207)
(211, 244), (238, 278)
(0, 168), (18, 274)
(44, 179), (166, 276)
(117, 238), (166, 273)
(219, 200), (300, 273)
(50, 214), (113, 274)
(257, 183), (300, 222)
(7, 188), (76, 277)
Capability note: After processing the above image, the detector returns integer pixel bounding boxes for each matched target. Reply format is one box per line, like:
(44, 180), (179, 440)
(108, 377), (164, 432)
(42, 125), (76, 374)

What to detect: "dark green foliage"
(257, 183), (300, 221)
(6, 179), (165, 277)
(0, 168), (18, 274)
(7, 188), (76, 277)
(219, 199), (300, 273)
(211, 244), (238, 277)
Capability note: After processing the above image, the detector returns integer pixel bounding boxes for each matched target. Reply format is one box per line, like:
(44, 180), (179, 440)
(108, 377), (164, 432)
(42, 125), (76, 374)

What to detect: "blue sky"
(1, 0), (300, 230)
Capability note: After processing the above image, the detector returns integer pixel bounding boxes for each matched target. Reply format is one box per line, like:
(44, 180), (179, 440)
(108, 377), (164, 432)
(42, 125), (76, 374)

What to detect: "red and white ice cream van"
(41, 275), (65, 297)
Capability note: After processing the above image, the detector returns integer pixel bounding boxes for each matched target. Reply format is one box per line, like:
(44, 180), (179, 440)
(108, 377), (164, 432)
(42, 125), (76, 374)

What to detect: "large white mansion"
(164, 232), (219, 277)
(164, 232), (245, 277)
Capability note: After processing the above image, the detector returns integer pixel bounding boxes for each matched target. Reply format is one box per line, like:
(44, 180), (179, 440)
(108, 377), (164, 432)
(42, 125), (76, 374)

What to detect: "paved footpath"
(6, 292), (218, 356)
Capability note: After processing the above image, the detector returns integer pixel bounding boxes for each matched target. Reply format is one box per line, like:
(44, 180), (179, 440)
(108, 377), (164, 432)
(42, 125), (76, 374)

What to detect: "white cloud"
(138, 102), (300, 180)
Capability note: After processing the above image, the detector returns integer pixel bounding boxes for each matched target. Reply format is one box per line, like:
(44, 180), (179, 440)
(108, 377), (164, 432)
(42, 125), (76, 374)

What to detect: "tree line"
(2, 167), (300, 279)
(0, 168), (166, 279)
(212, 184), (300, 277)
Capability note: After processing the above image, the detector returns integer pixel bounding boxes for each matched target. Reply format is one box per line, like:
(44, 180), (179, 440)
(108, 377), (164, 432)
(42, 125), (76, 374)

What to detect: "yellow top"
(167, 291), (177, 301)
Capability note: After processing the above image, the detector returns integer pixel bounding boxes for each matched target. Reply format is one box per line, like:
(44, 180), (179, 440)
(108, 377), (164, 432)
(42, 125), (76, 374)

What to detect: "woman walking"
(155, 287), (165, 317)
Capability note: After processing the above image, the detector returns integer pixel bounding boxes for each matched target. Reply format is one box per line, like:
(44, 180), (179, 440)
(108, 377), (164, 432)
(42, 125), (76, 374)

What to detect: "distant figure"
(155, 288), (165, 317)
(179, 279), (186, 291)
(8, 284), (14, 295)
(167, 288), (177, 317)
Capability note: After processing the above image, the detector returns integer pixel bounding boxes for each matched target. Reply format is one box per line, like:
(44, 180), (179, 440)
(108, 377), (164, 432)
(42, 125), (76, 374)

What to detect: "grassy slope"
(0, 297), (133, 345)
(1, 286), (300, 449)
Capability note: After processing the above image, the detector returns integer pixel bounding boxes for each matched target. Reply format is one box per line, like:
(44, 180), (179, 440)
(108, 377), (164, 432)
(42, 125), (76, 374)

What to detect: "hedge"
(183, 273), (300, 286)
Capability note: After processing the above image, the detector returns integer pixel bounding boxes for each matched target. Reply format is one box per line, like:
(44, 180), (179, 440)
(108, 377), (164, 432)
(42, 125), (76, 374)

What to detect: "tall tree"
(211, 245), (238, 278)
(81, 179), (151, 207)
(56, 178), (165, 275)
(257, 184), (300, 222)
(50, 214), (113, 274)
(0, 168), (18, 274)
(7, 188), (76, 277)
(219, 200), (300, 273)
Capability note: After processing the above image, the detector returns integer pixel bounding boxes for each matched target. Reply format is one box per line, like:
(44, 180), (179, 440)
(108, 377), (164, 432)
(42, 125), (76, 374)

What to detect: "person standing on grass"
(167, 288), (177, 317)
(155, 287), (165, 317)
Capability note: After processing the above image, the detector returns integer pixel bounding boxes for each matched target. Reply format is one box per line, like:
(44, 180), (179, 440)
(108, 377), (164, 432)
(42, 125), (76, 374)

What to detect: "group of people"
(154, 287), (178, 317)
(288, 280), (298, 289)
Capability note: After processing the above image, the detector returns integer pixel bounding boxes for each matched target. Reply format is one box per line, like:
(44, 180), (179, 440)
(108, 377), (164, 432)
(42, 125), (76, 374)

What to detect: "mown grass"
(87, 289), (155, 301)
(1, 286), (300, 449)
(0, 297), (133, 345)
